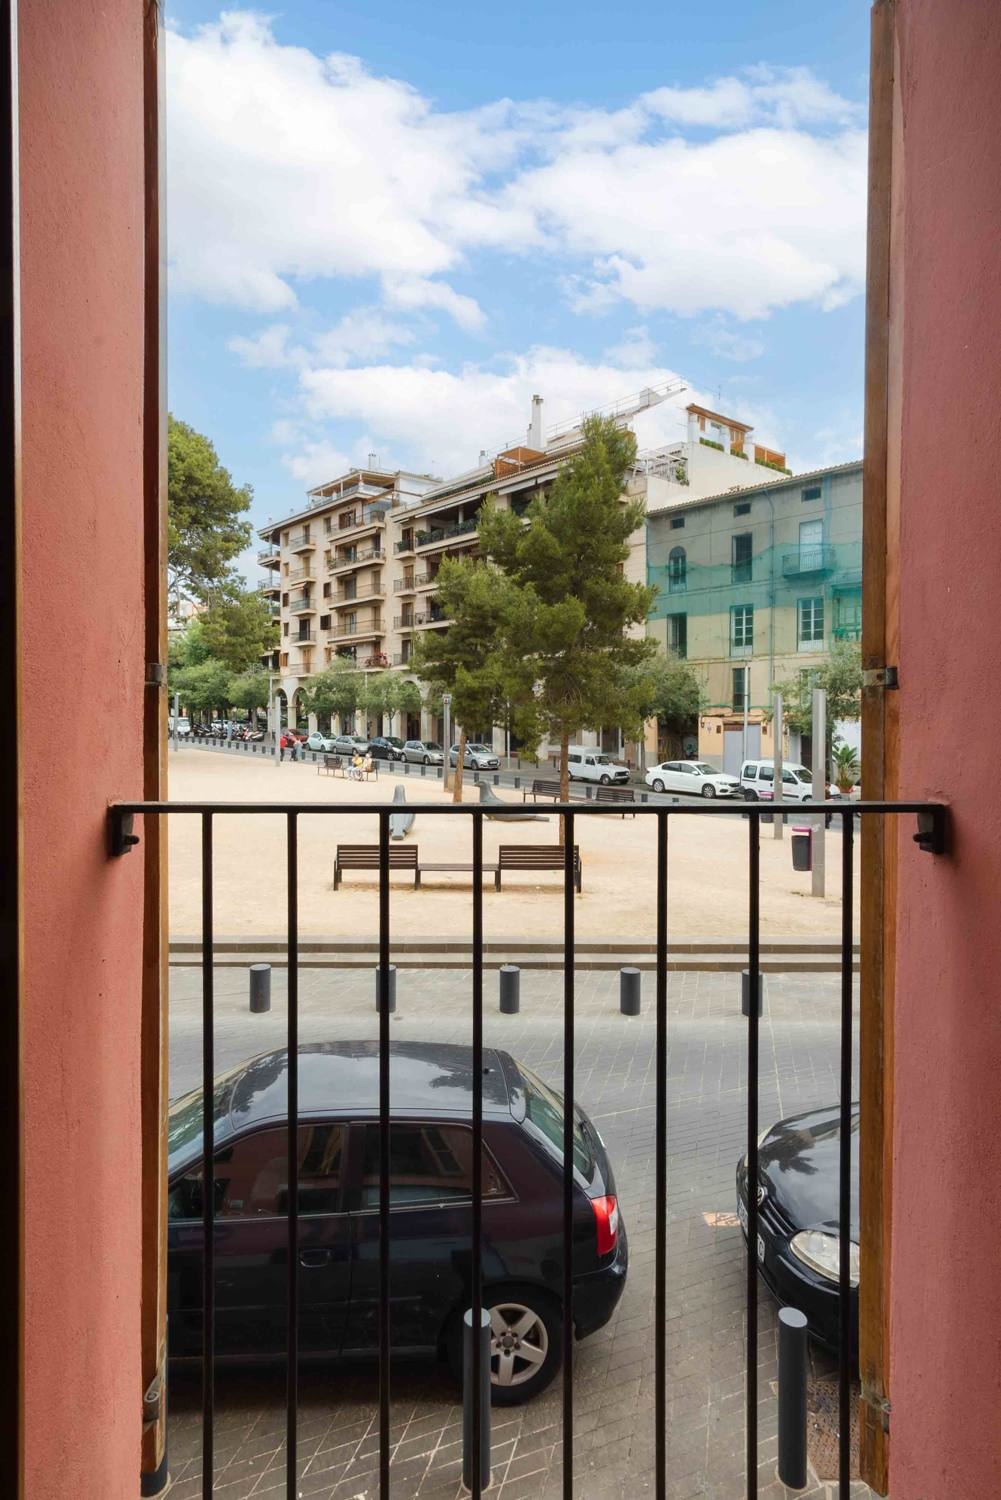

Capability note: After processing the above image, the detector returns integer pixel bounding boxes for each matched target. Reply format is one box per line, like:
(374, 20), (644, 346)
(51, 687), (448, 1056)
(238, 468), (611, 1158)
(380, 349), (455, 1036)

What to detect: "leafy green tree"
(302, 661), (359, 730)
(171, 658), (234, 720)
(168, 415), (253, 608)
(411, 558), (522, 801)
(227, 668), (271, 714)
(168, 618), (212, 675)
(624, 648), (703, 763)
(772, 641), (863, 739)
(199, 588), (278, 672)
(364, 672), (420, 738)
(478, 414), (657, 809)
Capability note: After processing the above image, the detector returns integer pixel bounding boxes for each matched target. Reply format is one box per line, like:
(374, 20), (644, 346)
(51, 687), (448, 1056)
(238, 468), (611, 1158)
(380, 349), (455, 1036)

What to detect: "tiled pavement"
(166, 966), (872, 1499)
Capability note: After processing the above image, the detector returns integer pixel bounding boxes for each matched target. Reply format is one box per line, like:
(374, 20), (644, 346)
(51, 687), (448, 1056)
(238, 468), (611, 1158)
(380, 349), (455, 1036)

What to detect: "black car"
(168, 1041), (627, 1403)
(368, 736), (405, 761)
(736, 1104), (858, 1352)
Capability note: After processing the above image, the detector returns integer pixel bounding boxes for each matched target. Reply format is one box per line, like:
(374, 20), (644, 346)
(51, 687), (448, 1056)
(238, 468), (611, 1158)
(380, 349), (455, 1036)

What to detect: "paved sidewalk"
(166, 968), (870, 1500)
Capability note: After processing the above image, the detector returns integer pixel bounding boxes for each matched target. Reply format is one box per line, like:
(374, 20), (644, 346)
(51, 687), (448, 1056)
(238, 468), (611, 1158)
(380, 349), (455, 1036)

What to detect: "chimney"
(478, 449), (488, 466)
(528, 394), (544, 451)
(367, 451), (378, 469)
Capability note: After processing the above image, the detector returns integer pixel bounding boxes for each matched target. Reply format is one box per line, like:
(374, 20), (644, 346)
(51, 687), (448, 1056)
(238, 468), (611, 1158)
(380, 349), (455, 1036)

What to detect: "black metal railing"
(109, 796), (946, 1500)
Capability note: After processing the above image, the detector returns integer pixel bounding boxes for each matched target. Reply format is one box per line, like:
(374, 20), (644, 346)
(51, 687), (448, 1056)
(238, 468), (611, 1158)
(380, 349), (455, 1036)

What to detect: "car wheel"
(744, 789), (758, 802)
(446, 1287), (563, 1407)
(653, 778), (665, 794)
(424, 754), (432, 765)
(599, 774), (611, 785)
(701, 784), (716, 799)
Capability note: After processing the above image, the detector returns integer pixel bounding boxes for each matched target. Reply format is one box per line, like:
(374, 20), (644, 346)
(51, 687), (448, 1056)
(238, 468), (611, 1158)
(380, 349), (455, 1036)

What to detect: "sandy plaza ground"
(164, 748), (859, 944)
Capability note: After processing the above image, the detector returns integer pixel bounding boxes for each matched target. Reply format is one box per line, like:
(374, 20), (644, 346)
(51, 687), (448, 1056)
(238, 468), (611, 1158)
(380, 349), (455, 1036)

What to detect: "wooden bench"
(595, 784), (636, 817)
(333, 845), (420, 889)
(495, 845), (583, 892)
(319, 754), (344, 776)
(522, 778), (585, 803)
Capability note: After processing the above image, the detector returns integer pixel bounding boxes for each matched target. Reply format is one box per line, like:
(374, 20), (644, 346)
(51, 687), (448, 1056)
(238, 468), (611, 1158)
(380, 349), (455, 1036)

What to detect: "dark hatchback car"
(168, 1041), (627, 1403)
(736, 1104), (858, 1353)
(368, 736), (406, 761)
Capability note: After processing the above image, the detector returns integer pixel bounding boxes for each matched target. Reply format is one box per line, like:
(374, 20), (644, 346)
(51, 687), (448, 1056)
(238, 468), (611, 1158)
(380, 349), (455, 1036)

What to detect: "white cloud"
(228, 323), (302, 368)
(694, 318), (767, 363)
(167, 18), (866, 326)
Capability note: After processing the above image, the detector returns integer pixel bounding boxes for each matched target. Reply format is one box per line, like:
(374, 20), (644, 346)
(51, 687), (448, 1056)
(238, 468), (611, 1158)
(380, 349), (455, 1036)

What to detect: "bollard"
(791, 825), (812, 872)
(620, 966), (641, 1016)
(375, 965), (397, 1013)
(499, 965), (520, 1014)
(462, 1308), (492, 1493)
(249, 963), (271, 1013)
(777, 1307), (809, 1489)
(741, 969), (764, 1018)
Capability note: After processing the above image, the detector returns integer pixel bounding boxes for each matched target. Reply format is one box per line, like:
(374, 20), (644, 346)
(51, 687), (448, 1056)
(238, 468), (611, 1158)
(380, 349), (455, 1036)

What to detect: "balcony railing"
(288, 565), (315, 583)
(392, 652), (411, 666)
(415, 609), (449, 625)
(394, 537), (415, 554)
(782, 545), (836, 577)
(415, 516), (478, 548)
(289, 595), (316, 614)
(257, 578), (280, 594)
(393, 577), (415, 593)
(393, 615), (416, 630)
(833, 622), (862, 641)
(110, 796), (947, 1500)
(293, 631), (316, 644)
(331, 547), (383, 570)
(287, 529), (316, 550)
(257, 546), (280, 566)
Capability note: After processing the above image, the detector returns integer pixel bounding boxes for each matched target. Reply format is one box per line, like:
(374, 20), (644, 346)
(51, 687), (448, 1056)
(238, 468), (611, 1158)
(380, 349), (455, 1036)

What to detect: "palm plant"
(832, 742), (860, 793)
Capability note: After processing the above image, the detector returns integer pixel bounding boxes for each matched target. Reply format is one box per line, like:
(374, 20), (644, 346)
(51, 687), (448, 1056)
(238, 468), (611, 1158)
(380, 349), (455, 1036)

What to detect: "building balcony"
(288, 563), (316, 585)
(361, 650), (391, 670)
(415, 571), (440, 591)
(782, 545), (836, 578)
(292, 630), (316, 645)
(394, 536), (415, 555)
(287, 529), (316, 553)
(289, 595), (317, 615)
(257, 578), (280, 597)
(333, 582), (384, 607)
(393, 615), (416, 630)
(833, 623), (862, 641)
(257, 545), (280, 567)
(393, 577), (416, 594)
(415, 609), (450, 628)
(415, 516), (478, 549)
(328, 547), (384, 574)
(328, 618), (383, 644)
(392, 652), (413, 666)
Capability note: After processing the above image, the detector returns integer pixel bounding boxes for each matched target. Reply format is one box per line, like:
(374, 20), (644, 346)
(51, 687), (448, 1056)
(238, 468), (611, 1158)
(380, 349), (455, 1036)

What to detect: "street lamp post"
(442, 692), (452, 790)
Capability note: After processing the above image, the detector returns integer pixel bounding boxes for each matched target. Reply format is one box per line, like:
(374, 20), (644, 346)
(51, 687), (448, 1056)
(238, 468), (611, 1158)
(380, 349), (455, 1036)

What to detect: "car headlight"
(789, 1230), (859, 1287)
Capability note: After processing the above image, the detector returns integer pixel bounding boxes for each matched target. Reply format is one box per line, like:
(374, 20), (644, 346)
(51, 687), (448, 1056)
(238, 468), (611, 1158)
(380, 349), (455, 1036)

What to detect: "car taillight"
(591, 1194), (619, 1257)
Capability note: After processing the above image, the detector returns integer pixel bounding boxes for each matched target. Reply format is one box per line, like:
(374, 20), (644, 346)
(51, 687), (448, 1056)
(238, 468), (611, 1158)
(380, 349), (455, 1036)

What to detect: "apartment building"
(258, 465), (438, 713)
(645, 460), (862, 770)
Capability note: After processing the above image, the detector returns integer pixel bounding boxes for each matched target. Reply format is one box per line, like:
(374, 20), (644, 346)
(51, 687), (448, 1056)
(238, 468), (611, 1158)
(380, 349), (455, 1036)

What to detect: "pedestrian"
(351, 750), (364, 782)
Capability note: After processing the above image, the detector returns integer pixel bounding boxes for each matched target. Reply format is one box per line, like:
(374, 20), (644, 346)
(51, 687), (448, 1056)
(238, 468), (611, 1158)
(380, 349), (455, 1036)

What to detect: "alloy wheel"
(489, 1302), (550, 1388)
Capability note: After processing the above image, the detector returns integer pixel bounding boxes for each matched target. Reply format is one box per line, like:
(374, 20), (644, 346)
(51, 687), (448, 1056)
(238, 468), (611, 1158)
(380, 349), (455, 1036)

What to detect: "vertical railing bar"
(286, 810), (299, 1499)
(378, 808), (391, 1500)
(562, 810), (575, 1500)
(839, 810), (855, 1498)
(655, 811), (668, 1499)
(200, 811), (214, 1500)
(745, 814), (760, 1500)
(471, 808), (485, 1499)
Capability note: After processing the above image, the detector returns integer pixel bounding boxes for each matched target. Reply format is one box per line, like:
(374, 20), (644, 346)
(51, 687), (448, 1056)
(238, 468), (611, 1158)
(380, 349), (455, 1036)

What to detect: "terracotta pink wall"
(19, 2), (146, 1495)
(890, 2), (1001, 1495)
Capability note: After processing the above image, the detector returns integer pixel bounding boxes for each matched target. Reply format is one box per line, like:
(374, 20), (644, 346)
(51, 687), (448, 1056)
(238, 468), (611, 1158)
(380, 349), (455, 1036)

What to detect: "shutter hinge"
(862, 666), (898, 690)
(861, 1382), (891, 1433)
(146, 661), (165, 687)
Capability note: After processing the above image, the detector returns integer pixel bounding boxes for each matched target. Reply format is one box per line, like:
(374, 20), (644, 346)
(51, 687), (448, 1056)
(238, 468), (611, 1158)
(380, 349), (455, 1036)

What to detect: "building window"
(282, 622), (288, 637)
(731, 532), (752, 584)
(319, 614), (331, 631)
(668, 546), (687, 592)
(670, 516), (685, 530)
(802, 485), (822, 503)
(732, 666), (748, 713)
(667, 613), (687, 658)
(730, 604), (753, 656)
(323, 582), (331, 598)
(734, 502), (751, 516)
(798, 596), (824, 650)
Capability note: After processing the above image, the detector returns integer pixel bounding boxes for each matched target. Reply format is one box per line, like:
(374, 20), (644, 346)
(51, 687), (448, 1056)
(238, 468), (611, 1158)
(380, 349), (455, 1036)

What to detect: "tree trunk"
(558, 724), (570, 845)
(452, 726), (467, 803)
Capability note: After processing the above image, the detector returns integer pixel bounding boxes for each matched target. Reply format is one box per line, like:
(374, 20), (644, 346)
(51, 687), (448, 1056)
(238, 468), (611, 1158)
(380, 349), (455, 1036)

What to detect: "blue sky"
(166, 3), (870, 568)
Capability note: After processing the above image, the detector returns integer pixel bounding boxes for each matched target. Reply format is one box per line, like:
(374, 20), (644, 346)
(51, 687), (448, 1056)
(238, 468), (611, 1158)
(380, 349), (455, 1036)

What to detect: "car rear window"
(520, 1066), (595, 1182)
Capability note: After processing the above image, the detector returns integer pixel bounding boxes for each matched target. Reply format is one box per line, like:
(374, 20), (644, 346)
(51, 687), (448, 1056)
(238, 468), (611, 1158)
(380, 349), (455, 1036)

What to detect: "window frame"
(730, 603), (754, 656)
(731, 532), (753, 583)
(667, 545), (687, 593)
(797, 594), (825, 650)
(168, 1119), (349, 1224)
(348, 1118), (516, 1215)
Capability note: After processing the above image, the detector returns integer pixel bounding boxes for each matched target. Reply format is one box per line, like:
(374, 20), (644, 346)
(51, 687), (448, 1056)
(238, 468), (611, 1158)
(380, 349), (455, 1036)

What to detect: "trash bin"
(791, 825), (812, 872)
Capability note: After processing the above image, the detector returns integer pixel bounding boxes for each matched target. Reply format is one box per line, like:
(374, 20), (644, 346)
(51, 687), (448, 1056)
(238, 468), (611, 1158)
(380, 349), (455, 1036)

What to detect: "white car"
(645, 760), (742, 799)
(449, 742), (500, 769)
(740, 760), (821, 802)
(307, 730), (337, 752)
(566, 747), (631, 785)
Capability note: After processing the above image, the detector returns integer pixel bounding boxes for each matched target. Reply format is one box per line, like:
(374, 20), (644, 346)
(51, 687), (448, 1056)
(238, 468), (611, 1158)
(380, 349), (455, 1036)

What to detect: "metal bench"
(595, 784), (637, 817)
(319, 754), (344, 777)
(522, 777), (584, 803)
(333, 844), (420, 889)
(495, 844), (582, 892)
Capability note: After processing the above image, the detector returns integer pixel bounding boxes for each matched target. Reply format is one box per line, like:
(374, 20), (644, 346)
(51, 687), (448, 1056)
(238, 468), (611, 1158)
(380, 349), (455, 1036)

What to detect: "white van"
(739, 759), (817, 802)
(168, 715), (191, 738)
(566, 747), (631, 785)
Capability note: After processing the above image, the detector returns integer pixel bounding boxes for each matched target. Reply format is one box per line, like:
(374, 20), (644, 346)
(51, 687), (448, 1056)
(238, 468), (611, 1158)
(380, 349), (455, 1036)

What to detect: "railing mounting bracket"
(863, 666), (898, 690)
(914, 807), (948, 855)
(109, 808), (140, 857)
(861, 1382), (892, 1433)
